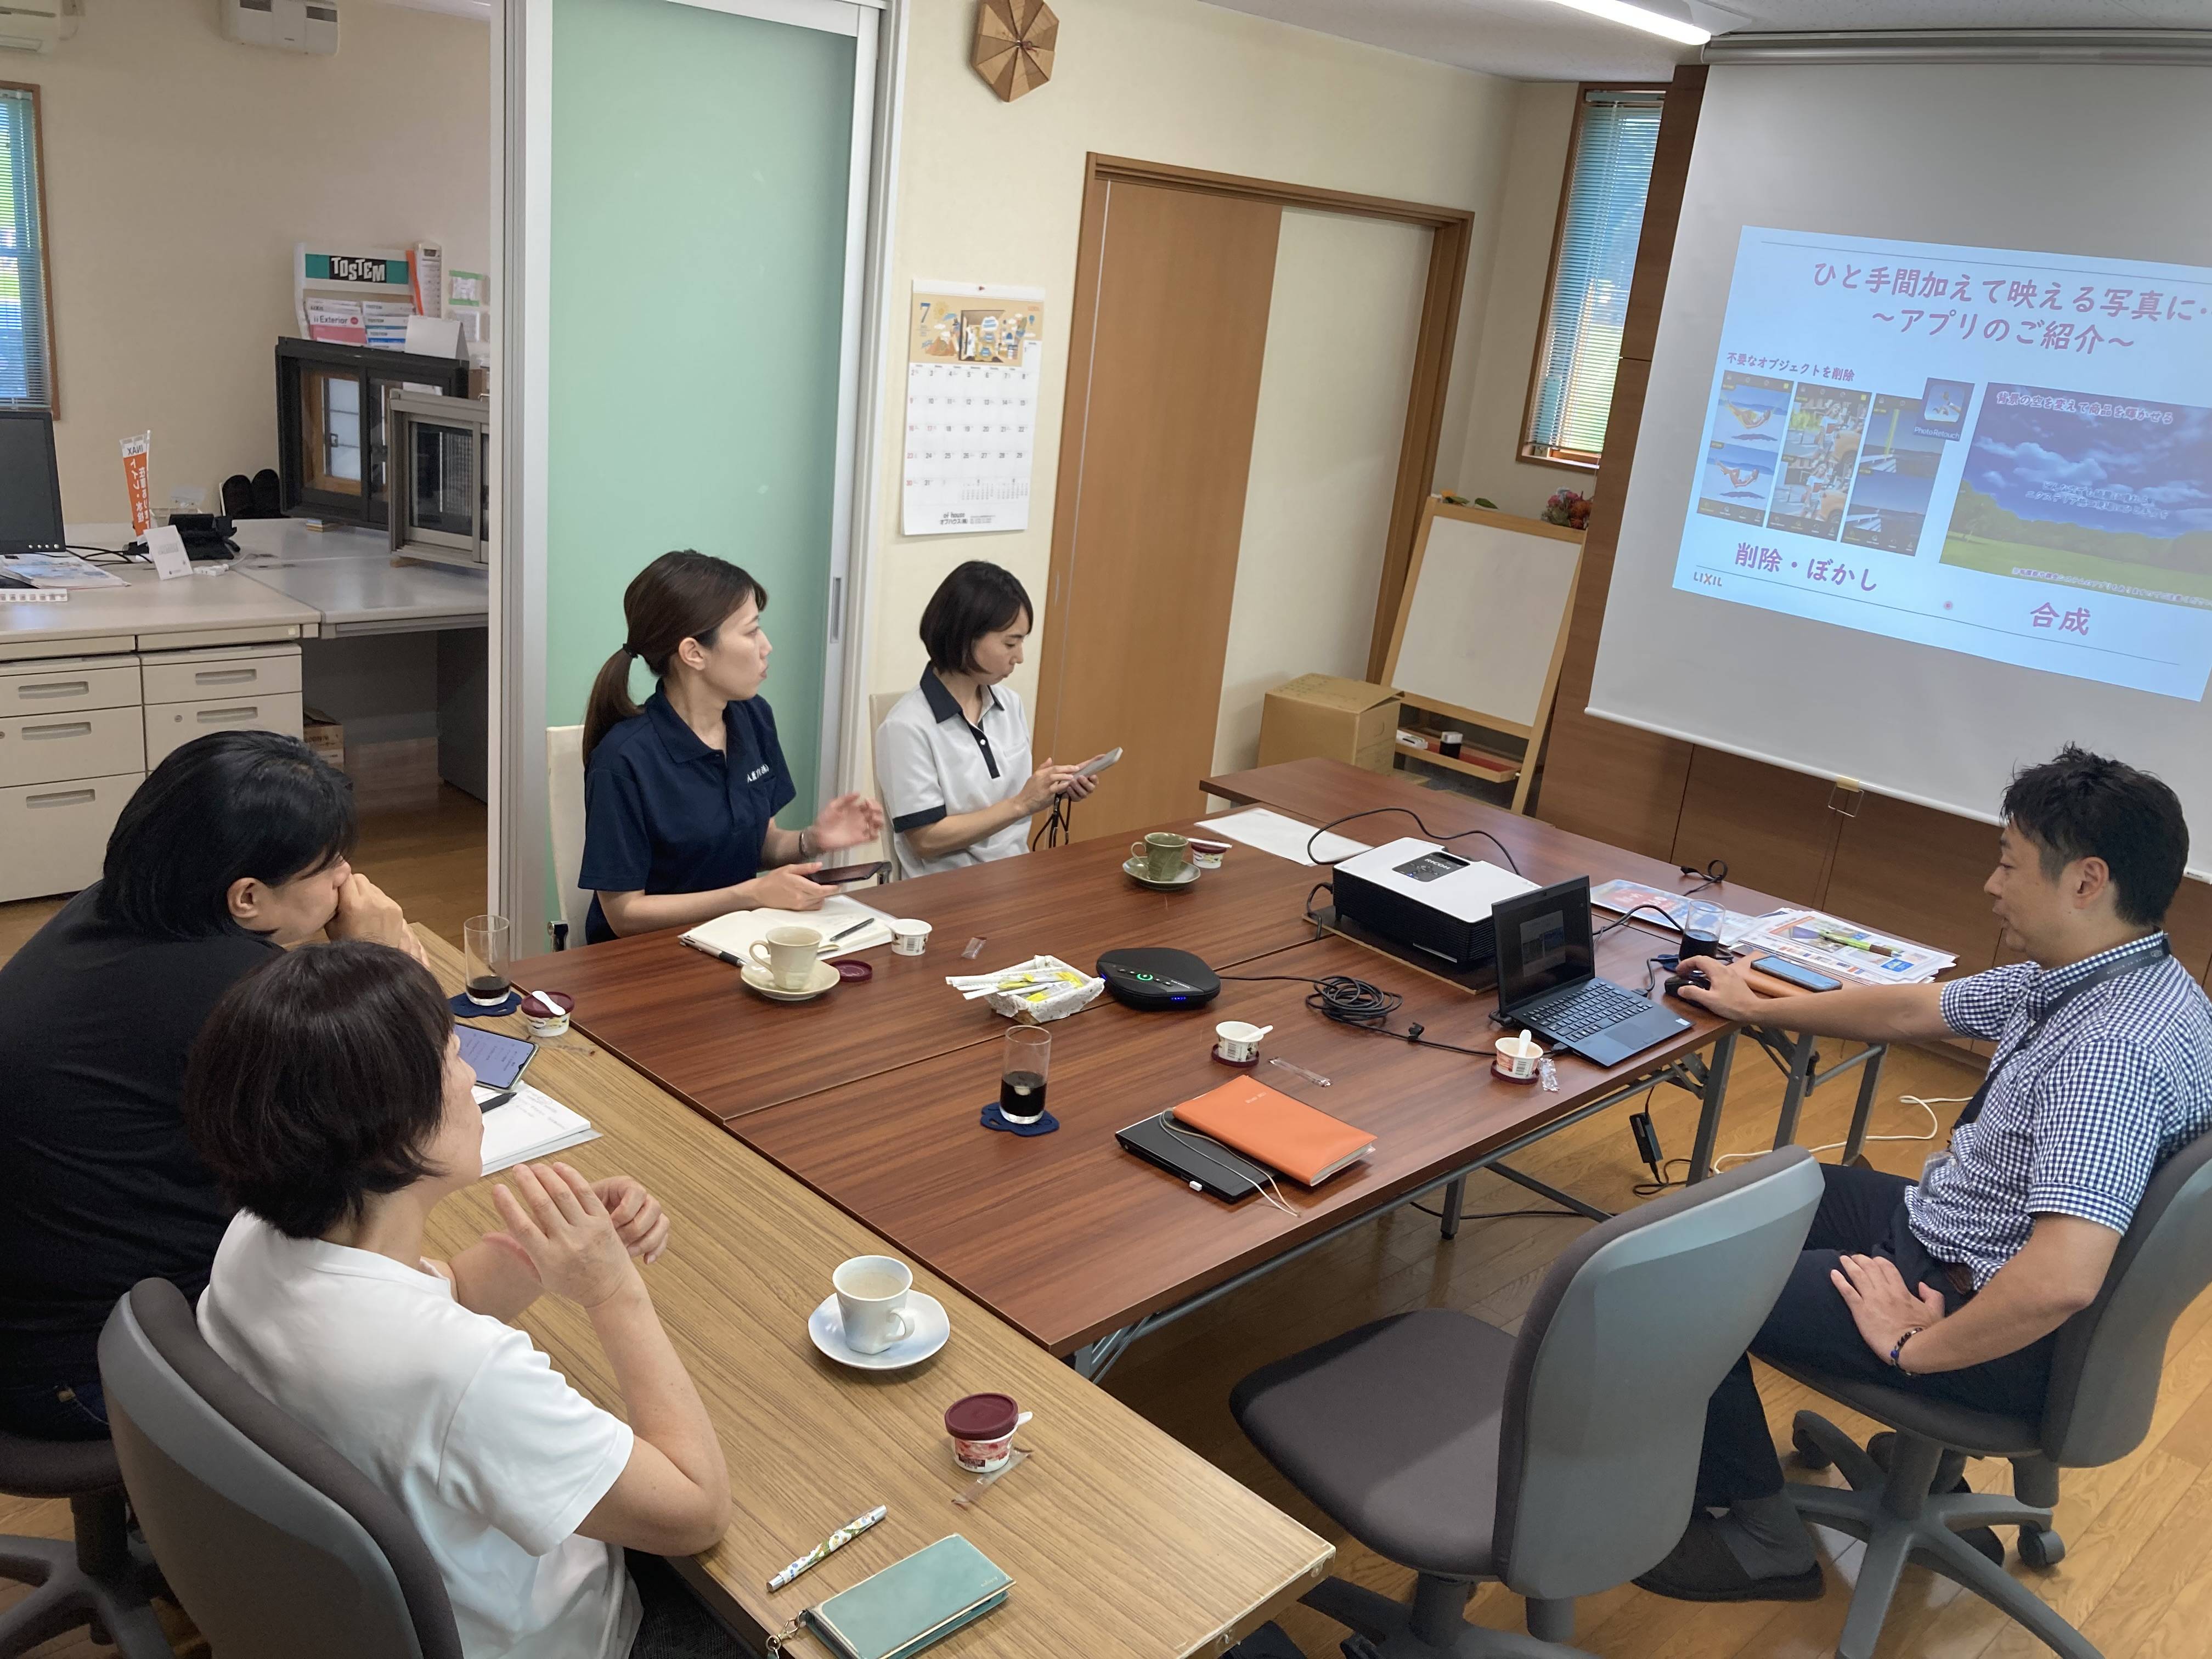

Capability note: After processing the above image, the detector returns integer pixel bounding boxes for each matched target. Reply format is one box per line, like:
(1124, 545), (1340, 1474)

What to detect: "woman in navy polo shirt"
(578, 551), (884, 944)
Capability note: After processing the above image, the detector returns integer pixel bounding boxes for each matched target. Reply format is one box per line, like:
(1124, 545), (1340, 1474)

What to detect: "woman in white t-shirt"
(185, 940), (736, 1659)
(874, 561), (1098, 879)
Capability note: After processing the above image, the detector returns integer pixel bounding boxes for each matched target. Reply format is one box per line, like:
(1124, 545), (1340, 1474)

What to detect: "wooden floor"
(7, 811), (2210, 1656)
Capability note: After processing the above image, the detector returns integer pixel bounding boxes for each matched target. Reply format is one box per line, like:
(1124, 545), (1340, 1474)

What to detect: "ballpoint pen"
(828, 918), (873, 944)
(767, 1504), (887, 1592)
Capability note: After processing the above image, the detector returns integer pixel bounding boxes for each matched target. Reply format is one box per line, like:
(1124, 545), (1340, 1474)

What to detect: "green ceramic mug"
(1130, 831), (1190, 882)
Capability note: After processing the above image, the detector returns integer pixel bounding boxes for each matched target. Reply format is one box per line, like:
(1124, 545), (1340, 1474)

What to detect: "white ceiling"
(1201, 1), (2212, 83)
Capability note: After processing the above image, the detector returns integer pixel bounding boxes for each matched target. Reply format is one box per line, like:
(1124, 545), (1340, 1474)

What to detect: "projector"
(1329, 838), (1539, 972)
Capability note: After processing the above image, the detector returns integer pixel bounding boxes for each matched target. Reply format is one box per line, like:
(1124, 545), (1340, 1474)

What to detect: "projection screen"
(1586, 56), (2212, 875)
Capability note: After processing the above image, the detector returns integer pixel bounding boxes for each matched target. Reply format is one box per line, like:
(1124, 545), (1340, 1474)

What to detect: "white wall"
(1213, 208), (1430, 773)
(863, 0), (1519, 772)
(1452, 78), (1580, 519)
(33, 1), (490, 520)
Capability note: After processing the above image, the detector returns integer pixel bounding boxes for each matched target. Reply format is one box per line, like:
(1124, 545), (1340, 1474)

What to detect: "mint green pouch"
(802, 1535), (1012, 1659)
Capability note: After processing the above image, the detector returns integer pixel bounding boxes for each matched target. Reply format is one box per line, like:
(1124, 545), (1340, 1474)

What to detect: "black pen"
(829, 918), (873, 944)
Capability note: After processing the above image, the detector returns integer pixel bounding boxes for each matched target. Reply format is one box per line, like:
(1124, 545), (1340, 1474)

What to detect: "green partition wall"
(545, 0), (855, 823)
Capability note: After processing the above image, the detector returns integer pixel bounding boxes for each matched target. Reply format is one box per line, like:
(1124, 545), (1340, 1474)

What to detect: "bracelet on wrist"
(1888, 1326), (1925, 1373)
(798, 825), (816, 859)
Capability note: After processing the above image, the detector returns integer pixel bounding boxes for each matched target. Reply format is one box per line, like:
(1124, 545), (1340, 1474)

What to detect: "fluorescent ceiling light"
(1545, 0), (1711, 47)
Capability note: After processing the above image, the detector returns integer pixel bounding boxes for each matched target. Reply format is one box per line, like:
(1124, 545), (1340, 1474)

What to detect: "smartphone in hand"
(809, 861), (891, 885)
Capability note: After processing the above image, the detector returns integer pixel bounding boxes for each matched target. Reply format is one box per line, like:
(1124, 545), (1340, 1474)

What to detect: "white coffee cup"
(833, 1255), (915, 1355)
(1495, 1034), (1542, 1079)
(1215, 1020), (1271, 1064)
(890, 919), (932, 957)
(748, 925), (823, 991)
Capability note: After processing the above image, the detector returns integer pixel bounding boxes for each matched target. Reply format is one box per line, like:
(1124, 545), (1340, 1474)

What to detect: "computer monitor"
(1493, 877), (1598, 1011)
(0, 410), (65, 554)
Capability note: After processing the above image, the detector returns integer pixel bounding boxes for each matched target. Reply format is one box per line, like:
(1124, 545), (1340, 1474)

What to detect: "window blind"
(1525, 89), (1662, 466)
(0, 86), (51, 411)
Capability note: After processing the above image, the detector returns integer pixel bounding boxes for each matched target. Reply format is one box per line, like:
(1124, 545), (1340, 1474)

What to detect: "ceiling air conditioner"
(0, 1), (79, 55)
(218, 0), (340, 55)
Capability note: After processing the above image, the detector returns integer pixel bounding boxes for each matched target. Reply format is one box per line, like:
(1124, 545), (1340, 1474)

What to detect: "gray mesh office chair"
(1233, 1147), (1822, 1657)
(0, 1431), (169, 1658)
(1779, 1129), (2212, 1659)
(98, 1278), (463, 1659)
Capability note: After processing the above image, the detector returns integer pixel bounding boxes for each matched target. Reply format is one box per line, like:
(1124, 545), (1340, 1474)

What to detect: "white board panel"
(1394, 513), (1578, 727)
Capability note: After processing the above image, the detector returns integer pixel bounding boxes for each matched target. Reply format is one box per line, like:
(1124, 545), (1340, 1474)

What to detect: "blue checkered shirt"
(1906, 932), (2212, 1288)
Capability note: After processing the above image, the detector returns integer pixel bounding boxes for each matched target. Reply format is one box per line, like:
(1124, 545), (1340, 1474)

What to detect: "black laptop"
(1491, 876), (1691, 1065)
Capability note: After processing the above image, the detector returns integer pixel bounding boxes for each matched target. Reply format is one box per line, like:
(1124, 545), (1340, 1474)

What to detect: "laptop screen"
(0, 411), (64, 551)
(1494, 877), (1596, 1010)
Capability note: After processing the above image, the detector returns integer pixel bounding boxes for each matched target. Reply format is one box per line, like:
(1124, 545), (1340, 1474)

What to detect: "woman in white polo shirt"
(876, 562), (1096, 878)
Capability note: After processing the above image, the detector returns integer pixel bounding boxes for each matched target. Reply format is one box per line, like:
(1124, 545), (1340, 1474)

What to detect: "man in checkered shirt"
(1639, 748), (2212, 1604)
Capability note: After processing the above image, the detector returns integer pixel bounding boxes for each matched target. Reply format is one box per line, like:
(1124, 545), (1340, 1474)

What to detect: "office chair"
(547, 723), (592, 944)
(1232, 1147), (1822, 1657)
(1778, 1128), (2212, 1659)
(98, 1279), (464, 1659)
(0, 1429), (170, 1658)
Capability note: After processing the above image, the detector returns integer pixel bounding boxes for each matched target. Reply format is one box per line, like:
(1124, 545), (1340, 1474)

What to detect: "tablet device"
(458, 1025), (535, 1092)
(1115, 1110), (1268, 1201)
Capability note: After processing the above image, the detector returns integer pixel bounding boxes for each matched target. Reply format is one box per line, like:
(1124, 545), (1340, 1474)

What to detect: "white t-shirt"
(875, 671), (1035, 878)
(198, 1214), (640, 1659)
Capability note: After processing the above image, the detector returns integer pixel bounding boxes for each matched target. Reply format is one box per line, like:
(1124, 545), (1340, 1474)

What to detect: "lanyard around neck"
(1956, 937), (2170, 1127)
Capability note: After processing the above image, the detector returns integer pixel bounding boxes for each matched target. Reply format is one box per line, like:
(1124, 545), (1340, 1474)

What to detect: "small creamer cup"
(891, 919), (932, 957)
(1496, 1036), (1541, 1079)
(1215, 1020), (1266, 1063)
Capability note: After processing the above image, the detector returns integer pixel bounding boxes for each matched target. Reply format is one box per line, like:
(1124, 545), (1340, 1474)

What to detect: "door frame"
(1034, 153), (1476, 770)
(489, 0), (905, 946)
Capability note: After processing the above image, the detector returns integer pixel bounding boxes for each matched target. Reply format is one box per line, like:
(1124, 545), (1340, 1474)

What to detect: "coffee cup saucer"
(741, 958), (840, 1002)
(808, 1291), (951, 1370)
(1122, 857), (1201, 891)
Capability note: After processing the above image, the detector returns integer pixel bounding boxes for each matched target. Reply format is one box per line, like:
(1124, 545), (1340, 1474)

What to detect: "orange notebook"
(1171, 1076), (1375, 1187)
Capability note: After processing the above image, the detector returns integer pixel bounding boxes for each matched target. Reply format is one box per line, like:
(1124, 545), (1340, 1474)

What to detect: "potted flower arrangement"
(1541, 488), (1592, 530)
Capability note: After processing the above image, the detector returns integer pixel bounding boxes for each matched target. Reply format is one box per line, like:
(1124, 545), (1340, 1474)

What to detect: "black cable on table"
(1298, 807), (1522, 875)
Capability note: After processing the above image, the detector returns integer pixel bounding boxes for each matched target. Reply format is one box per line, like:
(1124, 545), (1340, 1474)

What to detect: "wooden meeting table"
(417, 931), (1331, 1658)
(510, 820), (1327, 1123)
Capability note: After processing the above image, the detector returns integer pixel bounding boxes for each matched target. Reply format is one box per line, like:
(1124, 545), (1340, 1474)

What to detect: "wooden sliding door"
(1033, 179), (1283, 836)
(1036, 157), (1476, 842)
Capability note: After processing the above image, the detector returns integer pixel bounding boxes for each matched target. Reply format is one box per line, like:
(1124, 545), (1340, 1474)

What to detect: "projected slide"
(1672, 228), (2212, 701)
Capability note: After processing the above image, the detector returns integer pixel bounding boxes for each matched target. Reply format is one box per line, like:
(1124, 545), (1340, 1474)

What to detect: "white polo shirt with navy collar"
(875, 669), (1035, 879)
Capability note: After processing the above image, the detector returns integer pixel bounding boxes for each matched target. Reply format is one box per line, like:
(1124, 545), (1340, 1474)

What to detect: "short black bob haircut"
(2002, 745), (2188, 928)
(184, 940), (454, 1241)
(919, 561), (1034, 676)
(98, 731), (356, 940)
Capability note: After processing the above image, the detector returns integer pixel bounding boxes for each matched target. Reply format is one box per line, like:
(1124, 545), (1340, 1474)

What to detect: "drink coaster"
(981, 1103), (1059, 1136)
(450, 990), (521, 1018)
(835, 959), (873, 982)
(1211, 1050), (1259, 1068)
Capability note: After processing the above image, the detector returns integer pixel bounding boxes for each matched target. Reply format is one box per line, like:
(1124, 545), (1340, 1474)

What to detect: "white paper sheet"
(1196, 807), (1371, 867)
(477, 1082), (600, 1176)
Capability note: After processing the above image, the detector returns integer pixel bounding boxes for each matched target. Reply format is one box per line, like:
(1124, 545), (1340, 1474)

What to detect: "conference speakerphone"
(1096, 947), (1221, 1010)
(1329, 838), (1539, 972)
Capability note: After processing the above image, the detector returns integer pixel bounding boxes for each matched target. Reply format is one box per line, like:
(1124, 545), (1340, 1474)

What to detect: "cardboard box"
(1257, 675), (1400, 775)
(303, 707), (345, 772)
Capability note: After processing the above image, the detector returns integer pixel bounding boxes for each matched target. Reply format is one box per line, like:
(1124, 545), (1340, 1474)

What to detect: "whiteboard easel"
(1380, 499), (1583, 814)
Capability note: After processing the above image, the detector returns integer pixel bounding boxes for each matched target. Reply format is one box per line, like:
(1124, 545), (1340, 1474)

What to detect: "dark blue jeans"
(1697, 1163), (2056, 1505)
(0, 1375), (110, 1441)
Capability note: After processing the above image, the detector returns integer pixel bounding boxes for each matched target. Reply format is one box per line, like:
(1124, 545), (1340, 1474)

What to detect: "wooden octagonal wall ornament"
(974, 0), (1057, 103)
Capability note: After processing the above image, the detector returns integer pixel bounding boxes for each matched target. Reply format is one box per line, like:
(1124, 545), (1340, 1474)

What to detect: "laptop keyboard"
(1527, 979), (1651, 1041)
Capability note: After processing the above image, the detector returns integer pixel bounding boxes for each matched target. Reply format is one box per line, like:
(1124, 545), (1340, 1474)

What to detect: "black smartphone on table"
(811, 861), (891, 885)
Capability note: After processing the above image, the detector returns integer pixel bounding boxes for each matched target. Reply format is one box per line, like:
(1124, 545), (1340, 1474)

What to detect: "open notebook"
(474, 1082), (599, 1175)
(680, 896), (896, 964)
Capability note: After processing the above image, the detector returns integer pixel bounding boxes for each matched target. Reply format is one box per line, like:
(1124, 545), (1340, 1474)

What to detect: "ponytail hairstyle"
(582, 551), (770, 764)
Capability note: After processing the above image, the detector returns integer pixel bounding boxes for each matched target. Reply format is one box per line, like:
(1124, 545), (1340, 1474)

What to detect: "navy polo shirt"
(579, 689), (797, 944)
